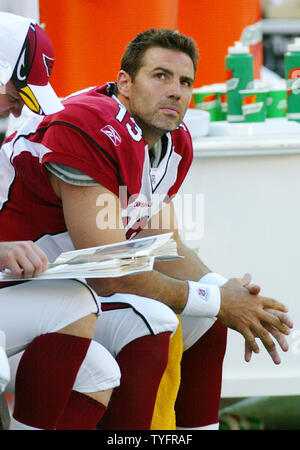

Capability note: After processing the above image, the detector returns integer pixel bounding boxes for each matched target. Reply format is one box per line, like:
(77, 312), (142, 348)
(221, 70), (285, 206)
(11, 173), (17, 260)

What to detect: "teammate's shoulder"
(39, 84), (120, 131)
(63, 85), (117, 116)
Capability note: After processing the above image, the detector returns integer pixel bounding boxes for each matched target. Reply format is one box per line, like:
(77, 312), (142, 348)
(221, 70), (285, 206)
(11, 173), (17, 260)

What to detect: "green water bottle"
(226, 41), (254, 123)
(285, 37), (300, 122)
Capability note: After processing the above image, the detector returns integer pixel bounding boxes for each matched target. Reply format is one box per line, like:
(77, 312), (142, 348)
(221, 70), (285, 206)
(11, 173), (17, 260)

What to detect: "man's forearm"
(154, 241), (211, 281)
(88, 270), (190, 314)
(88, 265), (221, 318)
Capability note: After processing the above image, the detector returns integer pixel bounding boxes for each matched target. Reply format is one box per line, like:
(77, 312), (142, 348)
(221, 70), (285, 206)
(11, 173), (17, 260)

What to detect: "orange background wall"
(177, 0), (262, 88)
(39, 0), (178, 98)
(39, 0), (262, 97)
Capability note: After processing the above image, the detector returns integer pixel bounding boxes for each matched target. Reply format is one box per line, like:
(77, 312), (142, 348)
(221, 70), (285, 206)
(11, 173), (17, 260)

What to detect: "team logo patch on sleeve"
(100, 125), (122, 146)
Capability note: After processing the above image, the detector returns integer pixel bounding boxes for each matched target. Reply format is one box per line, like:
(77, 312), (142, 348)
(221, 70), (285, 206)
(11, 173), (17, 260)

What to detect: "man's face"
(0, 81), (24, 118)
(120, 47), (195, 143)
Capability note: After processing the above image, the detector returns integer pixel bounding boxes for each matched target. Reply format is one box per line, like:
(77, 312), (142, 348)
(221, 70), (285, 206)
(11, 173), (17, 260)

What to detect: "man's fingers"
(244, 336), (282, 365)
(29, 243), (48, 272)
(25, 249), (47, 277)
(242, 323), (280, 365)
(244, 311), (291, 363)
(240, 328), (260, 354)
(255, 325), (276, 351)
(244, 342), (253, 363)
(4, 242), (48, 277)
(263, 323), (289, 352)
(219, 274), (290, 365)
(2, 257), (23, 277)
(262, 297), (288, 313)
(265, 309), (293, 330)
(259, 309), (291, 334)
(21, 241), (48, 275)
(241, 273), (252, 286)
(251, 324), (283, 364)
(13, 253), (36, 278)
(246, 284), (261, 295)
(267, 349), (281, 365)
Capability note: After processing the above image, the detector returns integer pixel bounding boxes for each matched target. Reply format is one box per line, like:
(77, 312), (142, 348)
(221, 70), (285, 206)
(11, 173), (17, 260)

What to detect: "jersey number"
(115, 103), (143, 142)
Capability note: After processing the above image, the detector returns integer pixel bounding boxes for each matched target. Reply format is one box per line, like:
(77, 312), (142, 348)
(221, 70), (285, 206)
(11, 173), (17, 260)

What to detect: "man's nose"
(168, 79), (182, 98)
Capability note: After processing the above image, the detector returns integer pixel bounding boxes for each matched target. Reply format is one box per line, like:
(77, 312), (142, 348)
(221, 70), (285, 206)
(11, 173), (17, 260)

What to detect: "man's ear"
(116, 70), (132, 99)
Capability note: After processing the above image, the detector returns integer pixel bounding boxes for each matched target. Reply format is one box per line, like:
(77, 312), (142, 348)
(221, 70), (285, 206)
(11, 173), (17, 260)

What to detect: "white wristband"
(199, 272), (228, 287)
(181, 281), (221, 318)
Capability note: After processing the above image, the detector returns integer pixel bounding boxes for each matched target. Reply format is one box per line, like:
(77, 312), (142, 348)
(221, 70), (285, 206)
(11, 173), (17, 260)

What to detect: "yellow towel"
(150, 316), (183, 430)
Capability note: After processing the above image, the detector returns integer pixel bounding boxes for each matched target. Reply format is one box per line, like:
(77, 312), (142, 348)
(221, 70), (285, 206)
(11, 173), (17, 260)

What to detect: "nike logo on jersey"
(100, 125), (122, 146)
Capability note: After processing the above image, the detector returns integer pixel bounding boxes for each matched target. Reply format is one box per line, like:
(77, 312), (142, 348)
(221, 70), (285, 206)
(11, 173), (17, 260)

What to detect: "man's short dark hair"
(121, 28), (199, 80)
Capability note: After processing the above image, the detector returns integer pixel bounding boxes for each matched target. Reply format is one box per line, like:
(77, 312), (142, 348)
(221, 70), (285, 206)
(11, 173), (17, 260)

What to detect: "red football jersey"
(0, 84), (193, 256)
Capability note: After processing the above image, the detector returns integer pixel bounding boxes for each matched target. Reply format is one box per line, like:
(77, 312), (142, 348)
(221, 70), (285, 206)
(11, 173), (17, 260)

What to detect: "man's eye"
(156, 73), (166, 80)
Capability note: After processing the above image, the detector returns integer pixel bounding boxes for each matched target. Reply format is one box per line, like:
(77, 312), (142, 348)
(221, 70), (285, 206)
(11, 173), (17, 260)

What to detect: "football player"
(0, 12), (120, 430)
(4, 28), (292, 430)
